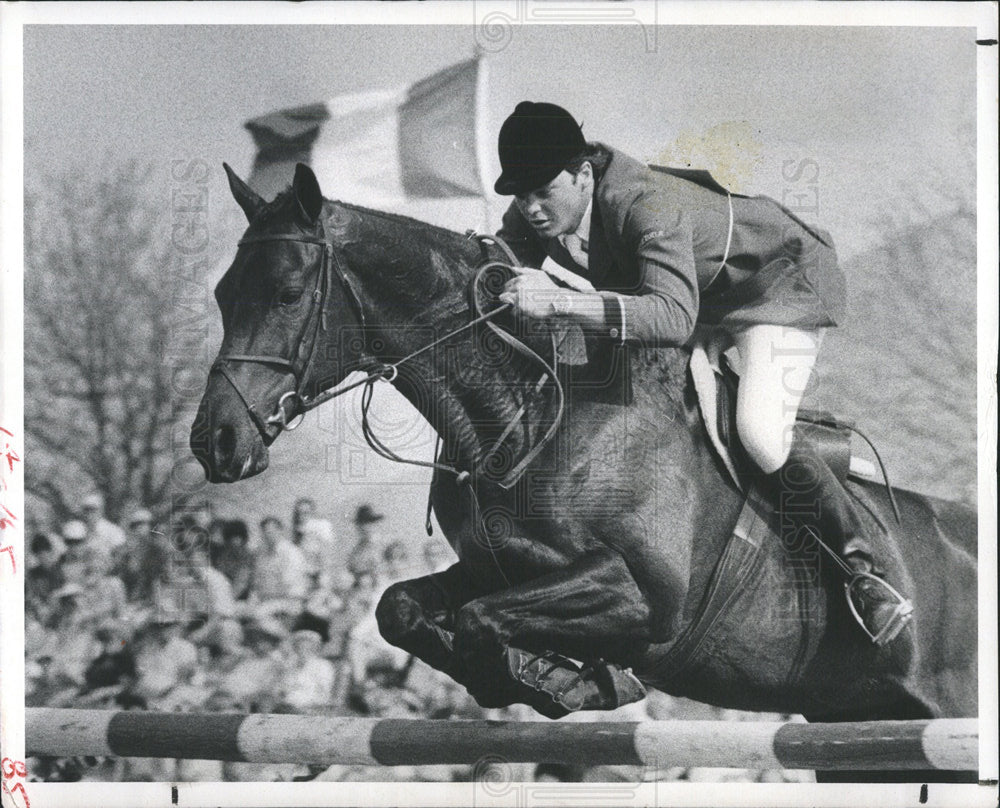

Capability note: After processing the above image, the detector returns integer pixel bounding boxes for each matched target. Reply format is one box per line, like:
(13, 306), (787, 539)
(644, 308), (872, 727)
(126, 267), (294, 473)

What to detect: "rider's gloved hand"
(499, 267), (560, 319)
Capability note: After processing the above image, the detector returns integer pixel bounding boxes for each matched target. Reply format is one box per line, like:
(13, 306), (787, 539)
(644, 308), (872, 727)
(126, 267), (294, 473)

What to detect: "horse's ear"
(224, 163), (265, 223)
(292, 163), (323, 225)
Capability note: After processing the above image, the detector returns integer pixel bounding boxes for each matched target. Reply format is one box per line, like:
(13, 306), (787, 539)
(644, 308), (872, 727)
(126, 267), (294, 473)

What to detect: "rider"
(493, 101), (912, 647)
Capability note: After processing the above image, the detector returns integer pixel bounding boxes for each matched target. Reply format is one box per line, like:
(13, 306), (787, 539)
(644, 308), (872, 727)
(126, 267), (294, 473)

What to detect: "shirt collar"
(573, 197), (593, 245)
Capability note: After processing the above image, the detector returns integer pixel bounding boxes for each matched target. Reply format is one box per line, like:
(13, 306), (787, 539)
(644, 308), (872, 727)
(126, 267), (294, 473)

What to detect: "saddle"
(689, 339), (876, 492)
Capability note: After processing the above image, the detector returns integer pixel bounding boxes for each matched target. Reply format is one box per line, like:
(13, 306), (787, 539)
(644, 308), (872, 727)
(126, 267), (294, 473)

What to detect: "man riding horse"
(491, 101), (912, 646)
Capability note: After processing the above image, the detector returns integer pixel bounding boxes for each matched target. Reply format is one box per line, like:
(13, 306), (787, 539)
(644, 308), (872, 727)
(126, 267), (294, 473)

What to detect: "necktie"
(562, 233), (589, 269)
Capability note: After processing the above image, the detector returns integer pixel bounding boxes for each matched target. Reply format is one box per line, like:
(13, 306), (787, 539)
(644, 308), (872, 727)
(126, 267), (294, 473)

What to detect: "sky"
(23, 23), (976, 253)
(14, 14), (986, 535)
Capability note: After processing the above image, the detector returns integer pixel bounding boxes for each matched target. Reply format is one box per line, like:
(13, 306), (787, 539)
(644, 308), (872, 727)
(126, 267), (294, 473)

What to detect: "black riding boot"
(767, 439), (913, 646)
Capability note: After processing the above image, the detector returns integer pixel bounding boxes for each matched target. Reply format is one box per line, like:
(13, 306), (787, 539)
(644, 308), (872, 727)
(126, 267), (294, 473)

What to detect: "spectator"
(133, 615), (198, 706)
(346, 505), (384, 585)
(382, 540), (411, 587)
(171, 498), (219, 565)
(155, 540), (237, 624)
(214, 519), (256, 600)
(112, 508), (169, 603)
(81, 492), (126, 569)
(292, 586), (337, 645)
(250, 516), (310, 603)
(46, 584), (101, 687)
(299, 516), (337, 584)
(189, 498), (216, 530)
(197, 620), (247, 694)
(345, 572), (411, 708)
(422, 538), (455, 575)
(222, 614), (287, 713)
(207, 518), (227, 568)
(291, 497), (316, 547)
(81, 621), (137, 702)
(278, 630), (337, 712)
(59, 519), (92, 586)
(26, 532), (65, 623)
(60, 519), (127, 620)
(80, 566), (128, 623)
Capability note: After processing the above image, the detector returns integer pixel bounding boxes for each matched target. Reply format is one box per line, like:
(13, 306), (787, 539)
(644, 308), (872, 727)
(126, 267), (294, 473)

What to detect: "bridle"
(212, 220), (565, 491)
(212, 220), (367, 437)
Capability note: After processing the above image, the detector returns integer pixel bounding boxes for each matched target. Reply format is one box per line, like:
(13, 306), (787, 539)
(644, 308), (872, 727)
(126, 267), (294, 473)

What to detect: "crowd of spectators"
(24, 493), (810, 784)
(25, 495), (484, 782)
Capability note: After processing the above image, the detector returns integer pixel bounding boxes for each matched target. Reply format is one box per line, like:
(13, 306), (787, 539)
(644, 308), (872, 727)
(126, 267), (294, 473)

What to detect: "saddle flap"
(690, 343), (854, 487)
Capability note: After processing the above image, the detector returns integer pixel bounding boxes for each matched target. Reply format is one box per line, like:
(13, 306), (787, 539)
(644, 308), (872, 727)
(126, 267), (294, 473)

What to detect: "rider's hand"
(498, 267), (560, 319)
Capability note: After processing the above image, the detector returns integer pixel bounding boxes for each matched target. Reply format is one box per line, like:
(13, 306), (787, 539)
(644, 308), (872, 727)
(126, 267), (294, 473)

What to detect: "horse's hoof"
(465, 675), (571, 720)
(505, 647), (647, 713)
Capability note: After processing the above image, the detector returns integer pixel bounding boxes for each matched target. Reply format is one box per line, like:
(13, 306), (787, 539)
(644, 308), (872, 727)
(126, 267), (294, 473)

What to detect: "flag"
(245, 58), (490, 229)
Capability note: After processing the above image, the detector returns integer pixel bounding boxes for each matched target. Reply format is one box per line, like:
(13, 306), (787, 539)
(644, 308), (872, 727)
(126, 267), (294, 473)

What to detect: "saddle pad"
(690, 339), (742, 489)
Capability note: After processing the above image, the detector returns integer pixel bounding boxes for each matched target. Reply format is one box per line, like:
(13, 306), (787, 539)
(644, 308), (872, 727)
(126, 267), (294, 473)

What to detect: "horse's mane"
(259, 185), (470, 241)
(336, 201), (468, 244)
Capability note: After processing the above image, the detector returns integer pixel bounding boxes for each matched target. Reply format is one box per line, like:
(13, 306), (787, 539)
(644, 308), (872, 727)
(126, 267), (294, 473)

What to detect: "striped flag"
(245, 58), (490, 229)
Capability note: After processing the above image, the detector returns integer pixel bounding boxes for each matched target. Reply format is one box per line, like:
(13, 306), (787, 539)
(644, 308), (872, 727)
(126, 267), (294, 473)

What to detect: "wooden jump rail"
(25, 709), (978, 772)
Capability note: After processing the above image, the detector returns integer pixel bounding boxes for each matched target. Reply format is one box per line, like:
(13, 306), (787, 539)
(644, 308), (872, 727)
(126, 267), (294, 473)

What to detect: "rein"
(214, 222), (565, 494)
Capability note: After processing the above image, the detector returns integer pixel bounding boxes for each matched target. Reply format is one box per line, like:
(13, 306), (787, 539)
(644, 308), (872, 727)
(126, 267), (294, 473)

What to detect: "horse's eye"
(277, 288), (304, 307)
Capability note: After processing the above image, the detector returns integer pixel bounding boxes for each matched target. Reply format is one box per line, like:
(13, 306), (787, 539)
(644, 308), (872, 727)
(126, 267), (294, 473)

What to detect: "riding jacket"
(496, 145), (846, 347)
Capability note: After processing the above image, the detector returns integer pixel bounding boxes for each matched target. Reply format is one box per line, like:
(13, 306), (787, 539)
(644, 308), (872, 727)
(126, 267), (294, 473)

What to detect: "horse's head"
(191, 163), (365, 482)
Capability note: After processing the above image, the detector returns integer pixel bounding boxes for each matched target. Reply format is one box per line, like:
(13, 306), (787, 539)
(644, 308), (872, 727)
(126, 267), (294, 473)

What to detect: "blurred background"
(20, 22), (978, 783)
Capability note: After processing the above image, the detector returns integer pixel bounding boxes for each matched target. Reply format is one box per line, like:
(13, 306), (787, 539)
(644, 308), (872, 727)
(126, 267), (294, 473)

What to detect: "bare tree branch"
(25, 160), (227, 524)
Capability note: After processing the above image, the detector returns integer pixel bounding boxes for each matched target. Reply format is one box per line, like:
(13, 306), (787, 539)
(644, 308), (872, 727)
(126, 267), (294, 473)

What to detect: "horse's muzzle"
(190, 399), (271, 483)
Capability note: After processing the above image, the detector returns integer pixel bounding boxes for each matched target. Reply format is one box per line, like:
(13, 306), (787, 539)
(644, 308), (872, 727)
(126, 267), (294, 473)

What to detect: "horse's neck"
(338, 208), (702, 478)
(340, 213), (532, 469)
(390, 337), (541, 472)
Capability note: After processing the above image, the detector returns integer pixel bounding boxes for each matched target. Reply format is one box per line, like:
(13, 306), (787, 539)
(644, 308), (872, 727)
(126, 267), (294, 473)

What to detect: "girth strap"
(644, 484), (772, 685)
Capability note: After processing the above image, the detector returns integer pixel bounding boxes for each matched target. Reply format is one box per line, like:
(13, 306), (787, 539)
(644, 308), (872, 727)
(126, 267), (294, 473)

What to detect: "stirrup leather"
(844, 571), (914, 646)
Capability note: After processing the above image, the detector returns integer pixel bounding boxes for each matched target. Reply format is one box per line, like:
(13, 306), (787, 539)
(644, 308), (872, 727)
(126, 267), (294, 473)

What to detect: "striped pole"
(26, 709), (977, 772)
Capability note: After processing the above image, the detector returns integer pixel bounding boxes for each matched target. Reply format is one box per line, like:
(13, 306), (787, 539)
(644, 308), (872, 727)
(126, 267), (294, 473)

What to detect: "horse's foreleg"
(454, 549), (655, 713)
(375, 562), (482, 682)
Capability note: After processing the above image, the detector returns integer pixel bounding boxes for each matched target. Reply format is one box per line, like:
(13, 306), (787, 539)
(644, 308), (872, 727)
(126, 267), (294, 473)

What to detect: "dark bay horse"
(191, 164), (977, 779)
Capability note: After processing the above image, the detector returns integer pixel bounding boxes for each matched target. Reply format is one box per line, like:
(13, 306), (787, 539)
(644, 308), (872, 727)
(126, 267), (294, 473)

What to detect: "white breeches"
(731, 324), (824, 474)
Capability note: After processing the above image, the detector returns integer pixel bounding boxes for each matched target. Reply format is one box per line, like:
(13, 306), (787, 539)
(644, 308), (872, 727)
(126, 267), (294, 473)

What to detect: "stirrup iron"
(844, 571), (914, 646)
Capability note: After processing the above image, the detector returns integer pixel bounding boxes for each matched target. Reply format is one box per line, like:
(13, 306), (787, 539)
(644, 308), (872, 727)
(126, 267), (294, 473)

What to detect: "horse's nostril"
(215, 424), (237, 464)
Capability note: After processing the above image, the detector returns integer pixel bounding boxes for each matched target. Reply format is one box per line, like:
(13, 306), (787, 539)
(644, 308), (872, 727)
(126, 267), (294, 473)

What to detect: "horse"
(191, 163), (978, 782)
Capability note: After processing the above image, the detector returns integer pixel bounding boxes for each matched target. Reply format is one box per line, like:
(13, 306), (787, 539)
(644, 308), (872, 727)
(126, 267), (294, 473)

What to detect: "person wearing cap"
(59, 519), (93, 585)
(59, 516), (128, 622)
(346, 504), (384, 585)
(492, 101), (909, 645)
